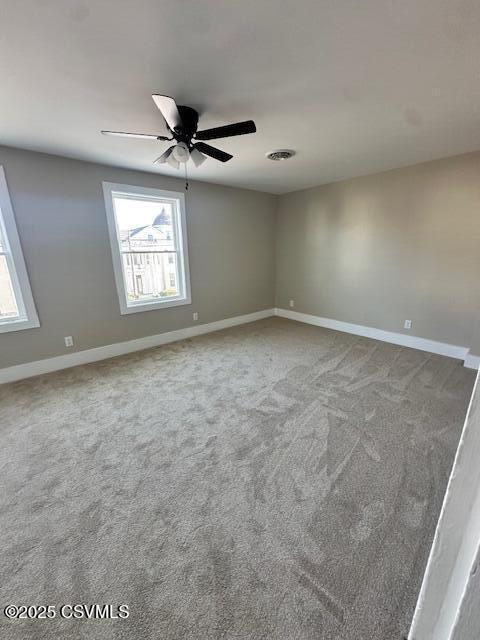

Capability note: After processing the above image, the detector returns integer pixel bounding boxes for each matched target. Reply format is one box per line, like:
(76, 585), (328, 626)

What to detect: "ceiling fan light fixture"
(266, 149), (295, 161)
(167, 154), (180, 169)
(171, 142), (190, 164)
(154, 145), (175, 164)
(190, 147), (206, 167)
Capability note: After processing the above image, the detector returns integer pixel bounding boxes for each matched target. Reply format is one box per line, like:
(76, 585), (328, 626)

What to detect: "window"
(103, 182), (191, 314)
(0, 166), (39, 333)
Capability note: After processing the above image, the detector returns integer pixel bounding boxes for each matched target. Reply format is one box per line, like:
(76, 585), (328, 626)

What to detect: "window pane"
(104, 183), (190, 314)
(122, 251), (179, 302)
(113, 197), (175, 252)
(0, 254), (20, 320)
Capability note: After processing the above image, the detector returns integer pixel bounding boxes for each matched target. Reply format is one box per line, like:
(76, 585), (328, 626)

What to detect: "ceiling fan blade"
(153, 145), (175, 164)
(190, 147), (206, 167)
(194, 142), (233, 163)
(152, 95), (183, 132)
(195, 120), (256, 141)
(101, 130), (170, 141)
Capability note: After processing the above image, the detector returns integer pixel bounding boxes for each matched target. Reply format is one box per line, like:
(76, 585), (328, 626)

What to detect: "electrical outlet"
(404, 320), (412, 330)
(193, 312), (198, 321)
(289, 299), (295, 308)
(64, 336), (74, 347)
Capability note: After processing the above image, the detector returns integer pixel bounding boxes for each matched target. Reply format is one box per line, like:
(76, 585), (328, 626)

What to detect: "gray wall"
(275, 152), (480, 354)
(2, 145), (480, 370)
(0, 146), (276, 368)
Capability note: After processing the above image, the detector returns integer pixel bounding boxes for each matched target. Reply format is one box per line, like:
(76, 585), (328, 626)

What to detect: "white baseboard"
(2, 307), (478, 384)
(274, 308), (478, 369)
(0, 308), (275, 384)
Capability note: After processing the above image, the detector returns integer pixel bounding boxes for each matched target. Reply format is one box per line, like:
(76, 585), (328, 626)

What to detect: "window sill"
(0, 316), (40, 334)
(120, 296), (192, 315)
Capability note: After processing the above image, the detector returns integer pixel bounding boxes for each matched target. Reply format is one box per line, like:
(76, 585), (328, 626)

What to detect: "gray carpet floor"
(0, 318), (475, 640)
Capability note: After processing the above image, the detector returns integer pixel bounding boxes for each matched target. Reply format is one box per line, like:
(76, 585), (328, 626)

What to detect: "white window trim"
(0, 166), (39, 334)
(102, 182), (192, 315)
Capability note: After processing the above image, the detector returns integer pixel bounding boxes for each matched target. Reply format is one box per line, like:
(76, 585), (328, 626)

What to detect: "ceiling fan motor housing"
(173, 105), (199, 147)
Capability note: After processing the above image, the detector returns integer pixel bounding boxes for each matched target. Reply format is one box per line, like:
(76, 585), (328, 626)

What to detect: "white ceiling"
(1, 0), (480, 194)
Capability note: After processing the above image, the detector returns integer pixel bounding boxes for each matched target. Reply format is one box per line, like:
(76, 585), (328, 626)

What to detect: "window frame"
(0, 166), (39, 334)
(102, 182), (191, 315)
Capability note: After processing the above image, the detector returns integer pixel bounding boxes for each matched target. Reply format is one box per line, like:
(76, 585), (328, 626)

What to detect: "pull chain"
(184, 161), (189, 191)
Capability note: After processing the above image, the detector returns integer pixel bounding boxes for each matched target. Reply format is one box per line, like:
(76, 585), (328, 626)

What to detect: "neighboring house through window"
(0, 166), (39, 333)
(102, 182), (191, 314)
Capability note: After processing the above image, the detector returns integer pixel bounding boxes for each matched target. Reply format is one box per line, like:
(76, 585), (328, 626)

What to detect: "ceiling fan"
(101, 95), (256, 169)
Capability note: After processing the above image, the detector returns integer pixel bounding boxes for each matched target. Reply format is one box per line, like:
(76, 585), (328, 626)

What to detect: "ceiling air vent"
(266, 149), (295, 161)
